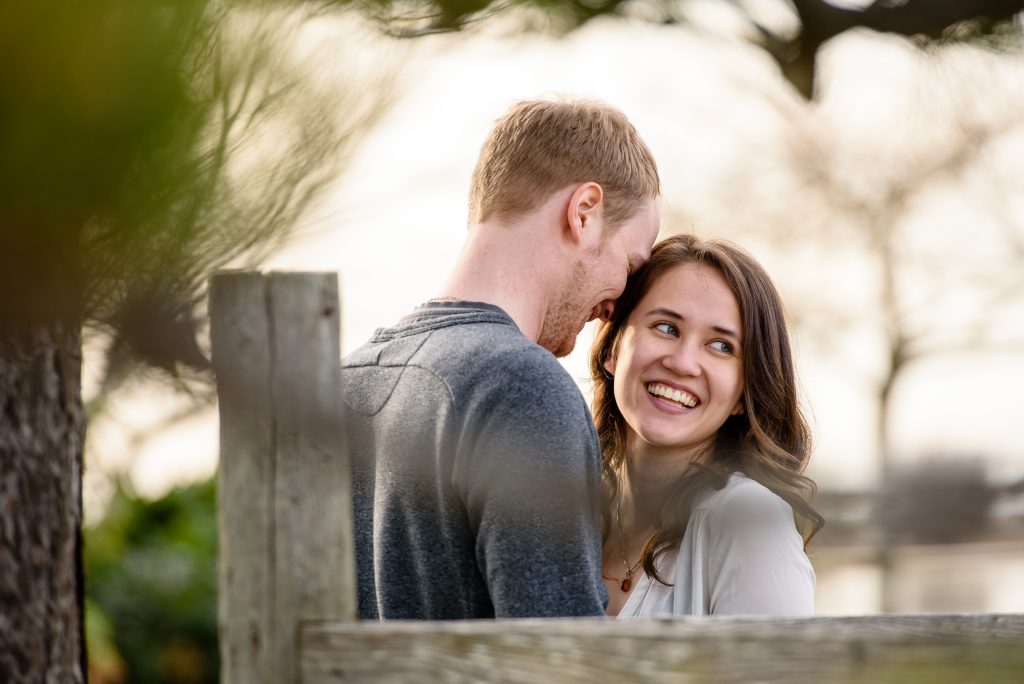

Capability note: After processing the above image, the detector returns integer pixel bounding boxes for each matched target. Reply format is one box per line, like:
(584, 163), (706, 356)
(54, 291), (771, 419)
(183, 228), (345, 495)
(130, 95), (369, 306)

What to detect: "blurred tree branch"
(764, 0), (1024, 96)
(0, 3), (392, 680)
(330, 0), (1024, 96)
(83, 8), (392, 402)
(778, 107), (1024, 434)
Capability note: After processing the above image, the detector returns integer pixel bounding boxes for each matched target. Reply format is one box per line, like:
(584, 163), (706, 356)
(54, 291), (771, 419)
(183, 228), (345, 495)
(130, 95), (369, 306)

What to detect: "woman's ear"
(603, 353), (616, 377)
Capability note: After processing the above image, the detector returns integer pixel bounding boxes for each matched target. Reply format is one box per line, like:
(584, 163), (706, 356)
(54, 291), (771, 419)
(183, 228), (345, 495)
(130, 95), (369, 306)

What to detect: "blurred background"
(7, 0), (1020, 681)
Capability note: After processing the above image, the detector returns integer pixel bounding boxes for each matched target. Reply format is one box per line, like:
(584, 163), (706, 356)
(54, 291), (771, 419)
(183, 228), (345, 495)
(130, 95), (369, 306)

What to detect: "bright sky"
(84, 11), (1024, 513)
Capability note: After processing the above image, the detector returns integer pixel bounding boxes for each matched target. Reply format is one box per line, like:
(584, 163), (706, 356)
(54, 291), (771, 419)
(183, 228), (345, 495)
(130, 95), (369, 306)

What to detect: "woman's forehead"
(636, 262), (741, 329)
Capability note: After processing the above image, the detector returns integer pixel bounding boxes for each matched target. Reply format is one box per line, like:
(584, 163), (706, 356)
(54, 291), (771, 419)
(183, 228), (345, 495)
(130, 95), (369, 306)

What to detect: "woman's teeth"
(646, 383), (698, 408)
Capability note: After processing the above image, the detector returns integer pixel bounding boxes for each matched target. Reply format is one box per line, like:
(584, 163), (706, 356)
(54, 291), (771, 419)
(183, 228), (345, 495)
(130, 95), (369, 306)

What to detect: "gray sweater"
(342, 301), (607, 619)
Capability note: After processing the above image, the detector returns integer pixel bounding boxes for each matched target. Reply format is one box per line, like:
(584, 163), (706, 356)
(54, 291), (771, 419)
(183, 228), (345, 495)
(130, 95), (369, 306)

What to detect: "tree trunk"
(0, 320), (86, 683)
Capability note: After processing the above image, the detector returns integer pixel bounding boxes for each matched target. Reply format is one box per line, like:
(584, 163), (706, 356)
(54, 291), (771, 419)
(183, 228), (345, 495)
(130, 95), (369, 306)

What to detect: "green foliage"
(0, 0), (211, 322)
(85, 478), (219, 684)
(2, 1), (385, 396)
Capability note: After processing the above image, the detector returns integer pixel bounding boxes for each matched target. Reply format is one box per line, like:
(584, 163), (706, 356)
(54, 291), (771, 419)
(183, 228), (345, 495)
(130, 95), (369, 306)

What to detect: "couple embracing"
(342, 99), (823, 620)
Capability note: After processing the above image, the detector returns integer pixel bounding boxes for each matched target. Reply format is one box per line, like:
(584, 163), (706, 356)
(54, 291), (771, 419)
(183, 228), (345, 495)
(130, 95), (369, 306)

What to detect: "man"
(343, 99), (660, 619)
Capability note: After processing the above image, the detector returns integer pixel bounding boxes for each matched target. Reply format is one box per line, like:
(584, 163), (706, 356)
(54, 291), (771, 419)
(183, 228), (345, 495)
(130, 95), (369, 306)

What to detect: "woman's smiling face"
(605, 261), (745, 456)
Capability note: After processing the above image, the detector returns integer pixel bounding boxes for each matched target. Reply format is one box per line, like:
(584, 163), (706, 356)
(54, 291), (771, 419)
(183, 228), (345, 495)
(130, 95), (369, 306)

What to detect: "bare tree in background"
(0, 2), (389, 680)
(806, 89), (1023, 611)
(347, 0), (1024, 97)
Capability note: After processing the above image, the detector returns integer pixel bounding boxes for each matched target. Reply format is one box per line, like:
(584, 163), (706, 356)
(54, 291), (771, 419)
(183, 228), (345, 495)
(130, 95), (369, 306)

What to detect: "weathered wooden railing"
(210, 272), (1024, 684)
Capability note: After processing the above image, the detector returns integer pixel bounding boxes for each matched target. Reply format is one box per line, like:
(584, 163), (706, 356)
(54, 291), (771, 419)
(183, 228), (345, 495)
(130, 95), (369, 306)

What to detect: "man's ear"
(566, 182), (604, 245)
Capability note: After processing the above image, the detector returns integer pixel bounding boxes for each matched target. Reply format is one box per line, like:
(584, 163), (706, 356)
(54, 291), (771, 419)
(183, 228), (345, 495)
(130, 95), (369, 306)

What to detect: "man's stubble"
(537, 253), (597, 358)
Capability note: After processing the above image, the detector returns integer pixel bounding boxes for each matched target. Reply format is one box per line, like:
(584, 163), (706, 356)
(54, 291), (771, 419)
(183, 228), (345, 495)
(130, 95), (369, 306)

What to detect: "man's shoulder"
(342, 302), (521, 367)
(438, 325), (581, 400)
(351, 306), (572, 386)
(341, 309), (584, 413)
(433, 316), (541, 357)
(419, 319), (591, 432)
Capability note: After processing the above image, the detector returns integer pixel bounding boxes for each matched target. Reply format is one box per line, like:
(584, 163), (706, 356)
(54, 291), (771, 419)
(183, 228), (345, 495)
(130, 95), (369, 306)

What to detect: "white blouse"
(616, 474), (815, 618)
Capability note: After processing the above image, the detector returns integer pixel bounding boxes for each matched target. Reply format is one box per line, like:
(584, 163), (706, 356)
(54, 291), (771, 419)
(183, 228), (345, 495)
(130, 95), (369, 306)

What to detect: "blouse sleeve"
(703, 481), (815, 616)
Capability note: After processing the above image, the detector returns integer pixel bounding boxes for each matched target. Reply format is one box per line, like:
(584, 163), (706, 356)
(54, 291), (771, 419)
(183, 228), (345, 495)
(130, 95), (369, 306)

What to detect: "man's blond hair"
(468, 99), (660, 227)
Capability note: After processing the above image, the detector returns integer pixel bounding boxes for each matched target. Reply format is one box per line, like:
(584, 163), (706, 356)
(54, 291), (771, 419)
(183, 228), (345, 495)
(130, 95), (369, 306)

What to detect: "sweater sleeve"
(458, 350), (608, 618)
(704, 480), (815, 616)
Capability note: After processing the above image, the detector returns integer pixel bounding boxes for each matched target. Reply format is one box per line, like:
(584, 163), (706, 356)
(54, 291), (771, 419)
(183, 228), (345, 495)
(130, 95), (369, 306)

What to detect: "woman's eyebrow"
(646, 307), (683, 320)
(711, 325), (740, 342)
(646, 308), (740, 341)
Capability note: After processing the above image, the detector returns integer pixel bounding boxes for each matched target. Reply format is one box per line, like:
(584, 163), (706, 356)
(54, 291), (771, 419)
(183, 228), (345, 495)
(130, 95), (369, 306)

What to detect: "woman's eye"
(709, 340), (734, 354)
(654, 322), (678, 336)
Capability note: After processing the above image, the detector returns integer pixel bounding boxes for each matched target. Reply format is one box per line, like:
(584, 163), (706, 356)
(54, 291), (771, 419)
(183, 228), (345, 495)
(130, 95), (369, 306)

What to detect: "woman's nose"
(662, 342), (701, 376)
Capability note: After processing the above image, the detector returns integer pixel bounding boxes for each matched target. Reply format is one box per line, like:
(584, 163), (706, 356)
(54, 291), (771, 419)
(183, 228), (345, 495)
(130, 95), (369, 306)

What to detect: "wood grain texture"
(212, 271), (355, 684)
(267, 273), (356, 683)
(211, 272), (274, 684)
(300, 614), (1024, 683)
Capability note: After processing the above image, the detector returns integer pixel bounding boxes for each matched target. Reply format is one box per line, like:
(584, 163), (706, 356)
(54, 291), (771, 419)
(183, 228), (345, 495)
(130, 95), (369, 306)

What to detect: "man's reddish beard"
(537, 258), (591, 358)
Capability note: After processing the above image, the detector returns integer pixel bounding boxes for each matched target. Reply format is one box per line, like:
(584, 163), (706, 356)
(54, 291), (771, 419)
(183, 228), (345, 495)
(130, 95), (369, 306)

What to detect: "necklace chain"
(602, 556), (642, 592)
(602, 495), (642, 592)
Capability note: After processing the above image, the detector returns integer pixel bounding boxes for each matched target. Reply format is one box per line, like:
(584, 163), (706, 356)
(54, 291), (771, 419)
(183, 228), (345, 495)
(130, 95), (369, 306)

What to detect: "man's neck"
(437, 220), (561, 343)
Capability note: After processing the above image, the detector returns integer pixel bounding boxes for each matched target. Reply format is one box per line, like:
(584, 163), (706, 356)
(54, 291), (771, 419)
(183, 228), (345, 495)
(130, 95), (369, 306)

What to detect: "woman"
(590, 234), (823, 617)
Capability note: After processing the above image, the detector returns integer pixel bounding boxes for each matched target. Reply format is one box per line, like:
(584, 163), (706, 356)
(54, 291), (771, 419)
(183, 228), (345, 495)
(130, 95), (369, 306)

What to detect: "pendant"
(621, 577), (631, 592)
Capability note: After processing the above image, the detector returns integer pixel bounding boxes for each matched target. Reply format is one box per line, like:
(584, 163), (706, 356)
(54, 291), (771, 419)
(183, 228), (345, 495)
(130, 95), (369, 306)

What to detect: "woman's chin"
(631, 428), (715, 456)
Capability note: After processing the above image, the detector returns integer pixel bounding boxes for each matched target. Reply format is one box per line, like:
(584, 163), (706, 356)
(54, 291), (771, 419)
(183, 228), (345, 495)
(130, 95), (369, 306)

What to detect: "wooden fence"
(210, 272), (1024, 684)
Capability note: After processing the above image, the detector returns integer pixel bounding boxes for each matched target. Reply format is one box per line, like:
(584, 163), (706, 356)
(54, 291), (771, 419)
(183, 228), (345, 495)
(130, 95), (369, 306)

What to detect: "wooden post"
(211, 271), (355, 684)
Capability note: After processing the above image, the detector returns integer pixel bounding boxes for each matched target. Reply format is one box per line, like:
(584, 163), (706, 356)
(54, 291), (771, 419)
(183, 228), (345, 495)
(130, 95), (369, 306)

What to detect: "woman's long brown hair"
(590, 234), (824, 584)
